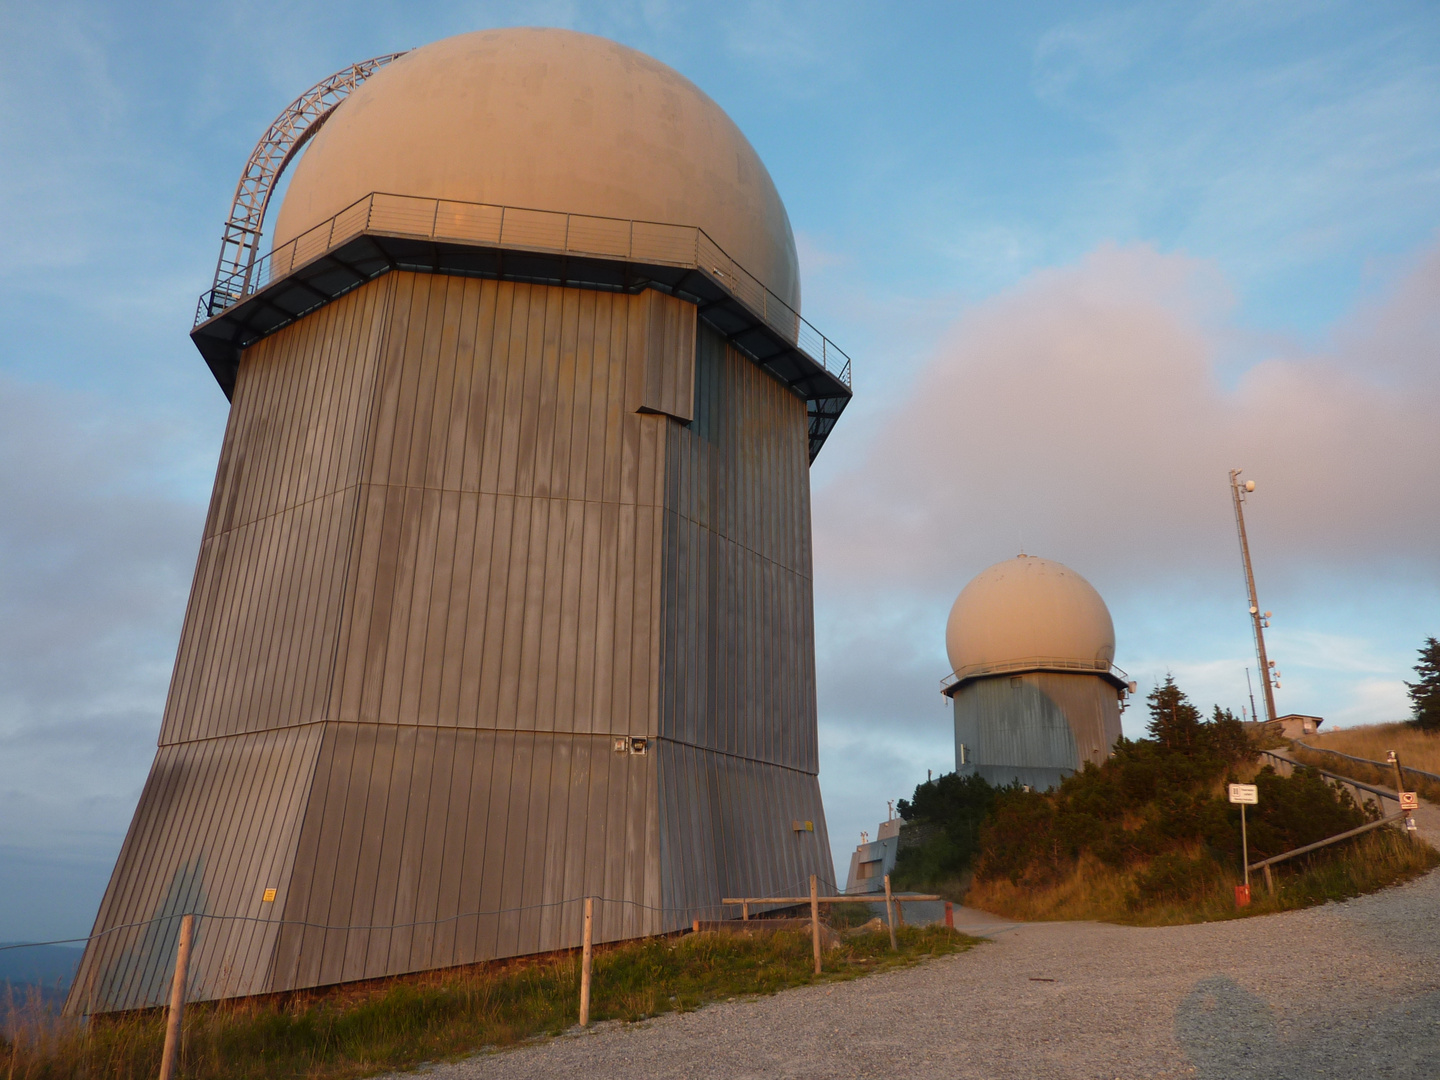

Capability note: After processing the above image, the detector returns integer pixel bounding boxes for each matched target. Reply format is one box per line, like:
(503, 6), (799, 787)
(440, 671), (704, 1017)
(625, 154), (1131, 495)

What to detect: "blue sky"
(2, 0), (1438, 939)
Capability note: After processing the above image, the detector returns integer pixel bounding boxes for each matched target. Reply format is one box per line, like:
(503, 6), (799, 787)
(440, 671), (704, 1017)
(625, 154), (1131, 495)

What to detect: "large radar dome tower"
(942, 556), (1130, 790)
(71, 28), (852, 1015)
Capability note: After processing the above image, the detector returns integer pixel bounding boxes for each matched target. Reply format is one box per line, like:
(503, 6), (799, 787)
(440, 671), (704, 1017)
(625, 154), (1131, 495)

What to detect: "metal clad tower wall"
(73, 266), (833, 1010)
(656, 322), (829, 915)
(952, 672), (1122, 791)
(72, 29), (849, 1014)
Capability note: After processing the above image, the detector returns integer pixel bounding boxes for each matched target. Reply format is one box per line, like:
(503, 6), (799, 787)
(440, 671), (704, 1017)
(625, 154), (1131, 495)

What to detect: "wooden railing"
(1257, 748), (1399, 815)
(1248, 811), (1410, 895)
(1291, 741), (1440, 786)
(722, 874), (944, 971)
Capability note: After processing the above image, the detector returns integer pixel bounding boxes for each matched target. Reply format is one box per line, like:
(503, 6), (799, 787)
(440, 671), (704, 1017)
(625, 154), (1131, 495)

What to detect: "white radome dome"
(945, 555), (1115, 678)
(273, 27), (800, 310)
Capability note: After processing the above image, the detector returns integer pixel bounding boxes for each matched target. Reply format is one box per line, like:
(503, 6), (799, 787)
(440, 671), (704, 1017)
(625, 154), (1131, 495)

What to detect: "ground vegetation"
(1, 923), (971, 1080)
(894, 677), (1436, 923)
(1291, 719), (1440, 802)
(889, 772), (996, 895)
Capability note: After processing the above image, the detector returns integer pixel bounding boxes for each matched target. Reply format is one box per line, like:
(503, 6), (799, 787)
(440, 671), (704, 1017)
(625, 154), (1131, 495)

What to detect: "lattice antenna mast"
(211, 53), (406, 303)
(1230, 469), (1278, 724)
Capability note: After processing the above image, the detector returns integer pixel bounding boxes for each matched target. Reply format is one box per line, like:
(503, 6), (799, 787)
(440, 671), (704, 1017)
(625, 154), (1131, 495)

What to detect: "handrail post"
(883, 874), (897, 951)
(1240, 803), (1249, 891)
(578, 896), (594, 1028)
(157, 913), (195, 1080)
(810, 874), (821, 975)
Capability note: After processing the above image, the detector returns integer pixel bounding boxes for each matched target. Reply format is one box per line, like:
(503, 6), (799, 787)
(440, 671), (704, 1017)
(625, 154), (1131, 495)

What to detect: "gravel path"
(390, 801), (1440, 1080)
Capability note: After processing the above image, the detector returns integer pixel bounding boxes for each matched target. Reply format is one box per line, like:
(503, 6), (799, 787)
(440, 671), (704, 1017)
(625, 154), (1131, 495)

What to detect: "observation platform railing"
(940, 656), (1131, 695)
(195, 191), (851, 389)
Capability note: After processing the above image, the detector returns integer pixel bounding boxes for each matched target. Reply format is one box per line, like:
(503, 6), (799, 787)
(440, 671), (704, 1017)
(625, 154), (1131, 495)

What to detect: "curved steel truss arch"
(210, 52), (406, 303)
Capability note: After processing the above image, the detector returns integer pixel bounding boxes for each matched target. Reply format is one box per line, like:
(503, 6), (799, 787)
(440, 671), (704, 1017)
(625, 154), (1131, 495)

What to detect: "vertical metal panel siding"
(80, 274), (828, 1008)
(658, 324), (818, 772)
(67, 726), (324, 1013)
(654, 322), (834, 912)
(952, 672), (1123, 788)
(1030, 672), (1125, 767)
(271, 274), (671, 988)
(954, 676), (1079, 772)
(159, 279), (392, 745)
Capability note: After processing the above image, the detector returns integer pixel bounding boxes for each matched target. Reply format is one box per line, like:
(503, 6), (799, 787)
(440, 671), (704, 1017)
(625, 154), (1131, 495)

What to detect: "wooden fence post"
(883, 875), (897, 951)
(157, 913), (194, 1080)
(810, 875), (822, 975)
(1263, 864), (1274, 896)
(579, 897), (594, 1028)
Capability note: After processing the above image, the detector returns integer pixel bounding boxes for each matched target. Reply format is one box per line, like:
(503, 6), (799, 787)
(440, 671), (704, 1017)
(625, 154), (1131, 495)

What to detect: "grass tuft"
(2, 924), (973, 1080)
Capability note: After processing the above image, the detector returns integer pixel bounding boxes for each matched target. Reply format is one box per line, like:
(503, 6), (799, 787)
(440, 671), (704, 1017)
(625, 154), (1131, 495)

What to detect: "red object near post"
(1235, 884), (1251, 907)
(944, 901), (954, 929)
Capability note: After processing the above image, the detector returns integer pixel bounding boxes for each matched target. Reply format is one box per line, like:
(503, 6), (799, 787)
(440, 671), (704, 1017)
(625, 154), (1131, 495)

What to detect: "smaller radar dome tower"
(942, 556), (1130, 789)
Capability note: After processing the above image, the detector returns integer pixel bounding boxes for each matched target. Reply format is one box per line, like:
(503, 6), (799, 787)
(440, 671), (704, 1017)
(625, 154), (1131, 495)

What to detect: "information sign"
(1228, 783), (1258, 805)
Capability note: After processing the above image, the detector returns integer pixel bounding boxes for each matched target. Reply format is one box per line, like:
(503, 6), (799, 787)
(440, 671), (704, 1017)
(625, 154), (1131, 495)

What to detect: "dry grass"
(1294, 723), (1440, 801)
(966, 828), (1438, 926)
(1, 923), (973, 1080)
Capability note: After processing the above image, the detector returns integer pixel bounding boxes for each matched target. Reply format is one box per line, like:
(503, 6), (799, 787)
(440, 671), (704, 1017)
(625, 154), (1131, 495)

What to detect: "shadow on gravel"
(1177, 975), (1440, 1079)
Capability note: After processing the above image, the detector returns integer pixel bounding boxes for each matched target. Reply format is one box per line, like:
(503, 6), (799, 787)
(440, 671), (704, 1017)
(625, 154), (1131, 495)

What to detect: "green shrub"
(970, 678), (1385, 911)
(891, 771), (997, 891)
(1131, 853), (1221, 907)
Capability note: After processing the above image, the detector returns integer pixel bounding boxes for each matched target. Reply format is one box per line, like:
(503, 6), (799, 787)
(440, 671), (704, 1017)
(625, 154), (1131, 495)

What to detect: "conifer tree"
(1208, 705), (1253, 764)
(1146, 675), (1203, 751)
(1406, 637), (1440, 732)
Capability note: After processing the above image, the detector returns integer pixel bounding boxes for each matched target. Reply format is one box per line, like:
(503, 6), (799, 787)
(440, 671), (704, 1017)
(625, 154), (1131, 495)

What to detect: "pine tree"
(1207, 705), (1253, 764)
(1406, 637), (1440, 732)
(1146, 675), (1204, 751)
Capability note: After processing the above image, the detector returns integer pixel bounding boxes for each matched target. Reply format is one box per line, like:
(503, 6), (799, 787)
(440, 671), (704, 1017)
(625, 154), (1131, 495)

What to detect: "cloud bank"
(0, 376), (207, 937)
(816, 241), (1440, 593)
(811, 240), (1440, 862)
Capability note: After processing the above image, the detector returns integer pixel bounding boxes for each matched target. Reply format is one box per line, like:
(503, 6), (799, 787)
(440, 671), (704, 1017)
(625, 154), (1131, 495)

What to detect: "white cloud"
(814, 240), (1440, 592)
(1328, 678), (1412, 727)
(811, 236), (1440, 838)
(1028, 4), (1440, 286)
